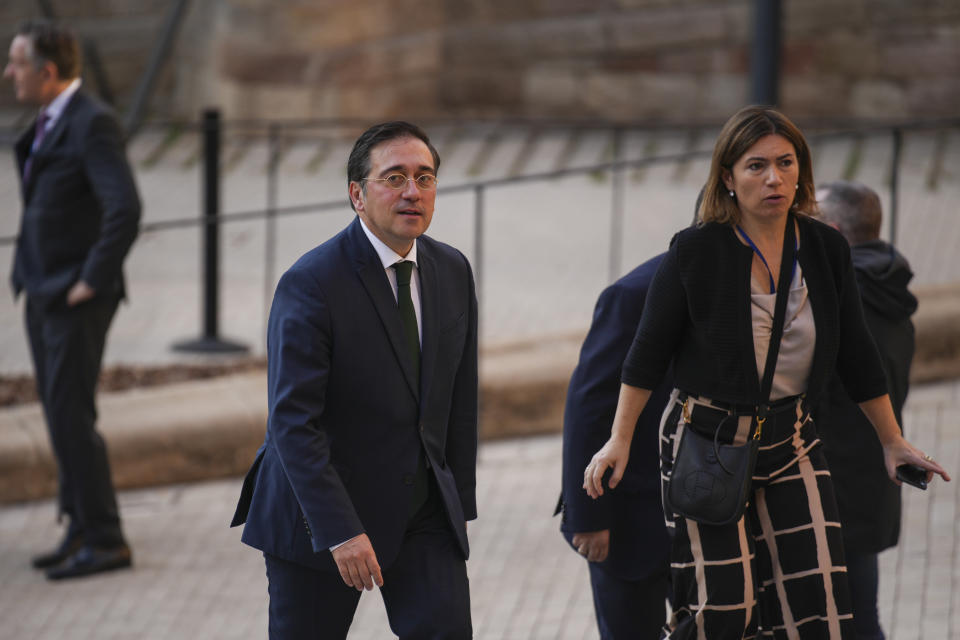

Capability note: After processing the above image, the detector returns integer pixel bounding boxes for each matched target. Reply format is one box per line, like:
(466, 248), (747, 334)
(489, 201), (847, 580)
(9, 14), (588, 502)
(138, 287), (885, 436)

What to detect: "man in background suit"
(5, 20), (140, 580)
(557, 252), (673, 639)
(815, 181), (917, 640)
(232, 121), (478, 639)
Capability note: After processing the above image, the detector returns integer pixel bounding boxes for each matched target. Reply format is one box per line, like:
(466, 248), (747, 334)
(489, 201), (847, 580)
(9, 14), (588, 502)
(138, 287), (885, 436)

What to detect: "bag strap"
(755, 213), (797, 429)
(687, 215), (798, 473)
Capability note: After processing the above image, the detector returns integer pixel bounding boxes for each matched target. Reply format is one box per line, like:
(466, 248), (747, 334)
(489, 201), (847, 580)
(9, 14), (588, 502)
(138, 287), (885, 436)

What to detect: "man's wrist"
(329, 533), (361, 552)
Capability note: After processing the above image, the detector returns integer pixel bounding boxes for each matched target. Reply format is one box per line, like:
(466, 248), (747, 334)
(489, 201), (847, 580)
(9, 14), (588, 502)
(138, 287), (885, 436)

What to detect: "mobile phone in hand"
(896, 464), (928, 490)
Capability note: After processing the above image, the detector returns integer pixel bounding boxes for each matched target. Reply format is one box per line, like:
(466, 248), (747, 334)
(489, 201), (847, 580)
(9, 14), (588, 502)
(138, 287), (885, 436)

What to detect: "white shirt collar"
(358, 217), (418, 270)
(42, 78), (82, 126)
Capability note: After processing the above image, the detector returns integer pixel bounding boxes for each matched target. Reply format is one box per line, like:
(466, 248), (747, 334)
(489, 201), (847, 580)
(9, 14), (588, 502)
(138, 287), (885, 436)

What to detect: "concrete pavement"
(1, 376), (958, 639)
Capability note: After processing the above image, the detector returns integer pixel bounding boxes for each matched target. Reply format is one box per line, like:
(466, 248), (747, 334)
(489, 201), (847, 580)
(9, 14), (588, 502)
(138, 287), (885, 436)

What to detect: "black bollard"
(751, 0), (781, 106)
(172, 109), (248, 354)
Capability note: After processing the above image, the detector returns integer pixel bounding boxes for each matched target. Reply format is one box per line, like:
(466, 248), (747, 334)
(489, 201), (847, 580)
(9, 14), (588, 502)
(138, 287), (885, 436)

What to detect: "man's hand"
(572, 529), (610, 563)
(66, 281), (96, 307)
(331, 533), (383, 591)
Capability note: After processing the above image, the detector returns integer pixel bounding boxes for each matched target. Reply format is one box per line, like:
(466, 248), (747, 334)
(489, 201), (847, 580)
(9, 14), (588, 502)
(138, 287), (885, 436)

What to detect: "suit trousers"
(264, 482), (471, 640)
(587, 562), (668, 640)
(25, 294), (124, 547)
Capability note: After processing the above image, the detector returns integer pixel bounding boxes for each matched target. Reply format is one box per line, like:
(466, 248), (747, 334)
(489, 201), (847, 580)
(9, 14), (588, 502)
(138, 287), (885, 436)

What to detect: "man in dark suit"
(557, 253), (672, 639)
(815, 181), (917, 640)
(5, 20), (140, 580)
(232, 121), (478, 639)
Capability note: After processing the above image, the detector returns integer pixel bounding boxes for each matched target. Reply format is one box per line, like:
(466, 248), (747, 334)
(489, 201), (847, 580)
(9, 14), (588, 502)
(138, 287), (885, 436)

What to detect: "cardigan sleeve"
(833, 243), (889, 403)
(621, 240), (688, 389)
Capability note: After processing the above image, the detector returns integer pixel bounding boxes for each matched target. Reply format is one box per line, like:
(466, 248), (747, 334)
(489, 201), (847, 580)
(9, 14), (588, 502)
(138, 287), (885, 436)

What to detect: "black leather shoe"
(31, 533), (85, 570)
(45, 544), (132, 580)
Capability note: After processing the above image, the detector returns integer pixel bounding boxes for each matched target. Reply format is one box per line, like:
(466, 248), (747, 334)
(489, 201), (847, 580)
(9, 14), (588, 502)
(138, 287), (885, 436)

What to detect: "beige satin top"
(750, 265), (816, 401)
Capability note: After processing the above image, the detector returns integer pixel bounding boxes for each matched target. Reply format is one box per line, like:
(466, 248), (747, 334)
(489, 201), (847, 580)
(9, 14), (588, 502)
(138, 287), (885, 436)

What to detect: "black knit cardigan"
(621, 215), (888, 408)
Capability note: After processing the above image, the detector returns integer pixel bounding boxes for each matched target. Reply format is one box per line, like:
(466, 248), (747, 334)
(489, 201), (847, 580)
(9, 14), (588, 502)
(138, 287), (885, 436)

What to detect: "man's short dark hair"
(817, 180), (882, 246)
(346, 121), (440, 210)
(16, 19), (82, 80)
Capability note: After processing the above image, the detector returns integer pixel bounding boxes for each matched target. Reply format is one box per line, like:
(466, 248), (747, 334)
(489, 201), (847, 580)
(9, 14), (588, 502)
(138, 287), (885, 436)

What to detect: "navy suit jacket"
(558, 254), (671, 581)
(232, 218), (479, 573)
(11, 90), (140, 308)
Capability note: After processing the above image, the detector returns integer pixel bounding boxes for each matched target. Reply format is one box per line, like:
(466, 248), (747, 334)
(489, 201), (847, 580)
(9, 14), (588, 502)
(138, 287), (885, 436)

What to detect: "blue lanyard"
(736, 224), (799, 294)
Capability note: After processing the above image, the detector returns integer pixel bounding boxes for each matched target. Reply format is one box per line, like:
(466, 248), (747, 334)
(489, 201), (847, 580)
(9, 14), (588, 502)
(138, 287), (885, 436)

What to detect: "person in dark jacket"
(5, 20), (140, 580)
(231, 122), (477, 639)
(557, 253), (672, 639)
(815, 180), (917, 640)
(558, 202), (702, 639)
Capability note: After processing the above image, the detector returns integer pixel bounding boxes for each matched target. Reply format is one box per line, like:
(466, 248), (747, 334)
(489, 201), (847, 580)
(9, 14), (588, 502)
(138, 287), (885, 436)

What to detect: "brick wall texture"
(2, 0), (959, 122)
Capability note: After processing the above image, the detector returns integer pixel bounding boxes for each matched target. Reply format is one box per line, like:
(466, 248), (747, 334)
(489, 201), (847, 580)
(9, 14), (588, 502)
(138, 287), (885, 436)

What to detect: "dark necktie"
(392, 261), (420, 387)
(22, 111), (49, 185)
(392, 260), (429, 517)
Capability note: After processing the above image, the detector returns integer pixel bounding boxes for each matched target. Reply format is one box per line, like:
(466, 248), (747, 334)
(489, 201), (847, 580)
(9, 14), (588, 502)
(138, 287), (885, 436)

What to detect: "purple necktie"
(22, 111), (49, 185)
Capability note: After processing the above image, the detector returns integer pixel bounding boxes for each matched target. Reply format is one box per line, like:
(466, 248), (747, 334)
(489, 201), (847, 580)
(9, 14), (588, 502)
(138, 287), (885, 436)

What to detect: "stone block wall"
(2, 0), (958, 123)
(173, 0), (960, 122)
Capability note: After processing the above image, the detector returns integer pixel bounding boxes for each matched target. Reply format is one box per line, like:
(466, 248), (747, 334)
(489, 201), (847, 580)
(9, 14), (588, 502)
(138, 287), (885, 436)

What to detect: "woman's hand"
(859, 395), (951, 485)
(583, 384), (653, 499)
(882, 435), (951, 485)
(583, 436), (631, 499)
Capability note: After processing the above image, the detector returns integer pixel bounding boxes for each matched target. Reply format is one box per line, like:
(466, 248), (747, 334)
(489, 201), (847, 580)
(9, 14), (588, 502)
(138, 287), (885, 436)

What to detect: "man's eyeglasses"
(363, 174), (438, 191)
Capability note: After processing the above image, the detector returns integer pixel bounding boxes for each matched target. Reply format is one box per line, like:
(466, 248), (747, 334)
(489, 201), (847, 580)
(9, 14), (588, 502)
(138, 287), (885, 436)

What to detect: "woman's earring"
(728, 190), (735, 197)
(795, 183), (799, 190)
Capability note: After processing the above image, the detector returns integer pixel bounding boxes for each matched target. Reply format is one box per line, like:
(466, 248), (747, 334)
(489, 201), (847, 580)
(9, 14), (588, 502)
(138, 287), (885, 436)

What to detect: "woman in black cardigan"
(583, 106), (949, 640)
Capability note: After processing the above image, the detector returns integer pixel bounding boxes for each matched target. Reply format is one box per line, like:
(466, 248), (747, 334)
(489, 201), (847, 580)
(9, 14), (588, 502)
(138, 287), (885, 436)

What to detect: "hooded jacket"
(816, 239), (917, 552)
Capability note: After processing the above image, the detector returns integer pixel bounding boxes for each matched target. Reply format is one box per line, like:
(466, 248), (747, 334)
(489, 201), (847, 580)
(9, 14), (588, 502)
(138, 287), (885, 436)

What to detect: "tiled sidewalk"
(0, 378), (958, 639)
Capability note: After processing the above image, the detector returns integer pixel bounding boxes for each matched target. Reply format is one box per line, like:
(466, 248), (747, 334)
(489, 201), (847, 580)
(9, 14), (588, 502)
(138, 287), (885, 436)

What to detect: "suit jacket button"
(402, 473), (415, 486)
(419, 424), (425, 433)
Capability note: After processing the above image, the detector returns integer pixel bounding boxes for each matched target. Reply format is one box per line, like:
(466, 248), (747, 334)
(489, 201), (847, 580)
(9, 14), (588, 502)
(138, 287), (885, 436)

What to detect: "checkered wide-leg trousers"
(660, 390), (855, 640)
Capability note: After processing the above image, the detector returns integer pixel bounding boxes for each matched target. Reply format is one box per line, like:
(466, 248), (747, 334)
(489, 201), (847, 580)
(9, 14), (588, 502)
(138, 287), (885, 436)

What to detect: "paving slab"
(0, 377), (958, 639)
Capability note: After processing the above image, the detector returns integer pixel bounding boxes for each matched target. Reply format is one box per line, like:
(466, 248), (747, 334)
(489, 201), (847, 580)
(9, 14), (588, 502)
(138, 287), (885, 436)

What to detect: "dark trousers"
(845, 551), (884, 640)
(588, 563), (668, 640)
(264, 488), (471, 639)
(25, 294), (124, 548)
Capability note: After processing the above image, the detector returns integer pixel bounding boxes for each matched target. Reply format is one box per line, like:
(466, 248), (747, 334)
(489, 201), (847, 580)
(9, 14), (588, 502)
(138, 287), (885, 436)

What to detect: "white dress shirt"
(357, 217), (423, 345)
(34, 78), (81, 148)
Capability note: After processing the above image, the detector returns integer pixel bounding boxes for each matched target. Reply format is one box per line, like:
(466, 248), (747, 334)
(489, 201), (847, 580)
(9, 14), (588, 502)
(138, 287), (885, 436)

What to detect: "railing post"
(608, 127), (625, 283)
(889, 127), (901, 247)
(263, 123), (280, 348)
(473, 185), (484, 306)
(472, 183), (485, 425)
(173, 108), (248, 354)
(202, 109), (220, 339)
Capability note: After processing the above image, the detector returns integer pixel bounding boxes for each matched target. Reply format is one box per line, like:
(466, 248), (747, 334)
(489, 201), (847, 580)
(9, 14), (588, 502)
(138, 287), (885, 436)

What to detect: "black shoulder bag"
(666, 215), (797, 526)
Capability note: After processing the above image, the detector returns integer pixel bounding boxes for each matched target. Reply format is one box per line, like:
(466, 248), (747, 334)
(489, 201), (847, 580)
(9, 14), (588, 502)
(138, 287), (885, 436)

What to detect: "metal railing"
(2, 114), (958, 350)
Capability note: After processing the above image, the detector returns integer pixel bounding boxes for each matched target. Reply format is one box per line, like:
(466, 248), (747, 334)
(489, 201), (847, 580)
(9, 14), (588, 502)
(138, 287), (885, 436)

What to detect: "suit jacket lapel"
(349, 219), (420, 400)
(14, 127), (31, 173)
(20, 92), (77, 200)
(418, 244), (439, 410)
(15, 127), (31, 200)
